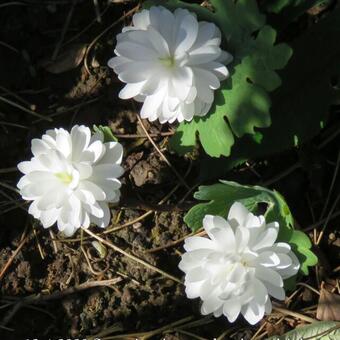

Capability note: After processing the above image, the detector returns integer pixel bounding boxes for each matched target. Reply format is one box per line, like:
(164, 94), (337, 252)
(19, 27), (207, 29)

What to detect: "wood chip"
(316, 288), (340, 321)
(41, 43), (87, 74)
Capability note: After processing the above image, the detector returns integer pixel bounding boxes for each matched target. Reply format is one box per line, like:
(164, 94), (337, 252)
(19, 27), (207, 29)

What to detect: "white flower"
(108, 6), (233, 124)
(17, 125), (124, 236)
(179, 202), (300, 325)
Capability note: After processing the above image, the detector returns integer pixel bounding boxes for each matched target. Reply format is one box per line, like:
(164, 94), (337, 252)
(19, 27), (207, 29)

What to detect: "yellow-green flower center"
(55, 172), (73, 184)
(159, 56), (175, 68)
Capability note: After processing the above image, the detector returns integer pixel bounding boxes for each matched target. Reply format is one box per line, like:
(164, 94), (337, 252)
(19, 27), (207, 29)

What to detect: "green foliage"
(93, 125), (117, 143)
(195, 6), (340, 175)
(267, 321), (340, 340)
(288, 230), (318, 275)
(184, 181), (317, 286)
(146, 0), (292, 157)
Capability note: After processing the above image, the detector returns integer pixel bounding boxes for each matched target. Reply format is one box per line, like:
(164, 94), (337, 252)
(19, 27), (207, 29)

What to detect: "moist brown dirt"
(0, 1), (339, 340)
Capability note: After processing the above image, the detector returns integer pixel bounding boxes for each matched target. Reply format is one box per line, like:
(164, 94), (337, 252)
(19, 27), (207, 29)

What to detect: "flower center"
(55, 172), (73, 184)
(241, 259), (249, 267)
(159, 56), (175, 68)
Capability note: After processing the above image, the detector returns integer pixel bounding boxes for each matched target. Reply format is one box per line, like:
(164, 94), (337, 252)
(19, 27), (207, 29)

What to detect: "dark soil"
(0, 1), (339, 340)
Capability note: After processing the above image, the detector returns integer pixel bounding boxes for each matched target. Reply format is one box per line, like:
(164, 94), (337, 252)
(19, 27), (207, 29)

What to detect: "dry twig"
(83, 228), (182, 284)
(136, 114), (190, 190)
(84, 4), (140, 74)
(0, 231), (28, 281)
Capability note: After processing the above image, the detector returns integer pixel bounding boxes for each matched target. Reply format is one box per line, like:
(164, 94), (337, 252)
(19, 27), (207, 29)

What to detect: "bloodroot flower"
(179, 202), (300, 325)
(108, 6), (232, 123)
(17, 125), (124, 236)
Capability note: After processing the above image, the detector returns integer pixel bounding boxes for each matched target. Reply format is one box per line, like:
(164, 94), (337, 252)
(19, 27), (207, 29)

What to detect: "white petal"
(85, 140), (104, 163)
(71, 125), (91, 159)
(203, 215), (236, 252)
(40, 208), (59, 228)
(61, 223), (77, 237)
(75, 162), (92, 179)
(278, 251), (299, 279)
(58, 196), (81, 231)
(28, 200), (41, 219)
(174, 13), (198, 54)
(223, 299), (241, 323)
(235, 226), (250, 252)
(276, 253), (293, 269)
(255, 266), (283, 288)
(183, 236), (216, 251)
(189, 45), (222, 65)
(227, 202), (250, 227)
(179, 249), (213, 272)
(140, 91), (164, 119)
(201, 61), (229, 80)
(201, 295), (223, 315)
(265, 297), (272, 314)
(149, 6), (174, 42)
(218, 50), (234, 64)
(17, 160), (43, 174)
(177, 102), (194, 122)
(195, 76), (214, 104)
(31, 139), (51, 157)
(20, 179), (60, 199)
(263, 281), (285, 300)
(252, 279), (269, 305)
(92, 179), (121, 201)
(84, 201), (104, 218)
(228, 264), (247, 283)
(214, 306), (223, 317)
(194, 68), (220, 90)
(75, 188), (96, 205)
(119, 81), (146, 99)
(118, 61), (160, 83)
(115, 42), (158, 61)
(185, 281), (203, 299)
(257, 251), (281, 267)
(92, 164), (124, 181)
(109, 189), (121, 203)
(42, 130), (57, 146)
(200, 279), (218, 300)
(89, 202), (111, 228)
(24, 171), (56, 183)
(80, 208), (91, 228)
(56, 130), (72, 158)
(147, 26), (170, 57)
(186, 267), (208, 283)
(170, 67), (193, 101)
(100, 142), (124, 165)
(132, 9), (150, 29)
(80, 180), (106, 201)
(108, 56), (128, 70)
(241, 300), (265, 325)
(266, 242), (291, 254)
(252, 226), (279, 251)
(37, 187), (66, 210)
(191, 22), (217, 50)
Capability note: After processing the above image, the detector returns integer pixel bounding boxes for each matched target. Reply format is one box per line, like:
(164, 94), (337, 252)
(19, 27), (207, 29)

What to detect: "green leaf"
(93, 125), (117, 143)
(169, 97), (235, 157)
(267, 321), (340, 340)
(145, 0), (292, 157)
(288, 231), (318, 275)
(213, 7), (340, 169)
(184, 181), (317, 282)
